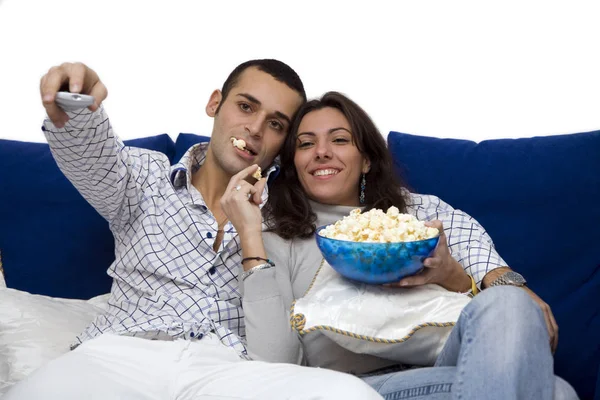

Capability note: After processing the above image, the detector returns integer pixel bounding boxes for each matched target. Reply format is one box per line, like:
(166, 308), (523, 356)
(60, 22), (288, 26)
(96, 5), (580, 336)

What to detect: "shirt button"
(198, 333), (204, 339)
(209, 266), (216, 275)
(200, 205), (207, 211)
(206, 232), (213, 238)
(190, 332), (195, 338)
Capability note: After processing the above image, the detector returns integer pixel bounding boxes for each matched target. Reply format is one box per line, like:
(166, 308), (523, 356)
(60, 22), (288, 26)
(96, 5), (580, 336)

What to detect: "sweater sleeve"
(242, 232), (305, 365)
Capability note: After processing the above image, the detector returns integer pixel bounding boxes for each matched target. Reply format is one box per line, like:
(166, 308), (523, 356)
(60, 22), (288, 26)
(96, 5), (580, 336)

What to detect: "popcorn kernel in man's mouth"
(231, 137), (258, 155)
(231, 137), (246, 150)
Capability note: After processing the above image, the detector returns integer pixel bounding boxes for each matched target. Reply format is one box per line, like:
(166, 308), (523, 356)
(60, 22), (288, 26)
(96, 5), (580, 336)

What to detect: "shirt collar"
(170, 142), (280, 190)
(170, 142), (208, 190)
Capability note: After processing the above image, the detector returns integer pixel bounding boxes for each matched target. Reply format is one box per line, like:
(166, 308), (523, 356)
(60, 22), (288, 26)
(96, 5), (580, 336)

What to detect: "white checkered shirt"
(42, 106), (272, 357)
(407, 192), (507, 287)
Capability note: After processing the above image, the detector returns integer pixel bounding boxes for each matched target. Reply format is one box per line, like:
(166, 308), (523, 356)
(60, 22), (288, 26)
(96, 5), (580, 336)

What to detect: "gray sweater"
(242, 194), (506, 374)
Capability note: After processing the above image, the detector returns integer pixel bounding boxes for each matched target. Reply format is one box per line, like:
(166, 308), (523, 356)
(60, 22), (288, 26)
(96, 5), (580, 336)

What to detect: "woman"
(221, 92), (578, 399)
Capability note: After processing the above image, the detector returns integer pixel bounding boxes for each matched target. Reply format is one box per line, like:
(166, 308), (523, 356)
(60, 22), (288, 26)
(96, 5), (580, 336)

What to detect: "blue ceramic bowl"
(315, 226), (440, 284)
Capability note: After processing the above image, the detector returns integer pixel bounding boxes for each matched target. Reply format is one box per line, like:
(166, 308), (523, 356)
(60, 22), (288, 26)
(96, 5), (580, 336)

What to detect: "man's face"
(206, 67), (304, 176)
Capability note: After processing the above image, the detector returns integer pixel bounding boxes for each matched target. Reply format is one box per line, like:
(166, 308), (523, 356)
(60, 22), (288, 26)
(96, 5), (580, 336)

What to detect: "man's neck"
(191, 149), (230, 220)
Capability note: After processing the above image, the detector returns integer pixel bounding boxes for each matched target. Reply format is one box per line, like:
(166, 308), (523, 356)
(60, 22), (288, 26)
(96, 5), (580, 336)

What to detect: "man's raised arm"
(39, 62), (170, 231)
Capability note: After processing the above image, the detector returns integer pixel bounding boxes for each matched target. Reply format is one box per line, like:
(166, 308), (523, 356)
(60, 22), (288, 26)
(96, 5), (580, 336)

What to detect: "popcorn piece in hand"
(319, 207), (439, 243)
(231, 137), (246, 150)
(252, 166), (262, 180)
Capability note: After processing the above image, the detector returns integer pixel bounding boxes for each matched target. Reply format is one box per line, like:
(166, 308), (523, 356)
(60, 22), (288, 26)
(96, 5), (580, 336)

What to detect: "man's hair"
(216, 59), (306, 113)
(263, 91), (410, 240)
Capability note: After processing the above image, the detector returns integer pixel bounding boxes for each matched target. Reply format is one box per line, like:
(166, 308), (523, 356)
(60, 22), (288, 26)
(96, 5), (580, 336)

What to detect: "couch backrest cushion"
(387, 130), (600, 399)
(595, 367), (600, 400)
(173, 133), (211, 164)
(0, 134), (176, 300)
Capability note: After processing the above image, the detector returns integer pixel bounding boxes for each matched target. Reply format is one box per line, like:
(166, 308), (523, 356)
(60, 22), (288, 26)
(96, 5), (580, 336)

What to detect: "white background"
(1, 0), (599, 143)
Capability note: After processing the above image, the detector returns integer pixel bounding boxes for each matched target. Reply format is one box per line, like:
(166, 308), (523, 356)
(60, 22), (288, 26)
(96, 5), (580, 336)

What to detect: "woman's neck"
(309, 200), (363, 228)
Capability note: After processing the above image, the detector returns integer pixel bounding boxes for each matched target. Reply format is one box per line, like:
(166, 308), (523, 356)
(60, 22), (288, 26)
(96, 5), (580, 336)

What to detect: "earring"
(359, 173), (366, 205)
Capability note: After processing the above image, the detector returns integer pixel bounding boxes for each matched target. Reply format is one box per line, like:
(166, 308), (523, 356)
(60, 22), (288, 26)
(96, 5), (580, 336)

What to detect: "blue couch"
(1, 130), (598, 399)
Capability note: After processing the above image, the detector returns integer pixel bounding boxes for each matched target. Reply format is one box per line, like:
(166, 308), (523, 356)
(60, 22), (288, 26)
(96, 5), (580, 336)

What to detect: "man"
(4, 61), (383, 399)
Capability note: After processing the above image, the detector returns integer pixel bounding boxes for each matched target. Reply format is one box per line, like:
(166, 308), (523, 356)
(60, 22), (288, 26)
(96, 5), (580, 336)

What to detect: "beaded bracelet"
(470, 275), (480, 296)
(242, 262), (275, 281)
(460, 275), (479, 297)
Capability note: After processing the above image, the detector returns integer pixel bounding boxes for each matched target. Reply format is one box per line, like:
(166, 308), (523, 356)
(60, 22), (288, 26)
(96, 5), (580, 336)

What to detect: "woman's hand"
(386, 220), (471, 292)
(220, 164), (266, 238)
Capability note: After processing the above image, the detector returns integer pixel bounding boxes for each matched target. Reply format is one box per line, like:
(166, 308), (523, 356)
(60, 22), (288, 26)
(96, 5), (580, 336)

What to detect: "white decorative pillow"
(291, 261), (471, 366)
(0, 288), (109, 395)
(0, 251), (5, 288)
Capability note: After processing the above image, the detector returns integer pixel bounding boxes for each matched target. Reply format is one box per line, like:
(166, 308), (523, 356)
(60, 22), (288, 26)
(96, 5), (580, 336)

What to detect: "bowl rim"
(315, 225), (440, 245)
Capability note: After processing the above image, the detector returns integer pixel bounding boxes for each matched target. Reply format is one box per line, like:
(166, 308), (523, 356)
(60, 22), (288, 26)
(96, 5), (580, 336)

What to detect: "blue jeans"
(361, 286), (579, 400)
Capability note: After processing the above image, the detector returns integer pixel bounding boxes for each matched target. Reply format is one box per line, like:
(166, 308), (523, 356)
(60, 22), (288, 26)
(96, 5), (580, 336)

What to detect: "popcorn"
(230, 137), (261, 179)
(231, 137), (246, 150)
(319, 207), (439, 243)
(252, 166), (262, 180)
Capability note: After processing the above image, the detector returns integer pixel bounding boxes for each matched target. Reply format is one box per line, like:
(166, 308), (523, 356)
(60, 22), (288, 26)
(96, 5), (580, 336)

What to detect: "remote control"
(55, 91), (95, 111)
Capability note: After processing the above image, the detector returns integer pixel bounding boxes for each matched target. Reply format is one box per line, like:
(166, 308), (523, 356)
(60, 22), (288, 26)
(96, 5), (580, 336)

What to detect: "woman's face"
(294, 107), (370, 206)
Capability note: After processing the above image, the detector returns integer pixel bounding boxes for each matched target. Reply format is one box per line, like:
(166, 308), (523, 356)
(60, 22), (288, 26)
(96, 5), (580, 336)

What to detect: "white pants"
(3, 333), (383, 400)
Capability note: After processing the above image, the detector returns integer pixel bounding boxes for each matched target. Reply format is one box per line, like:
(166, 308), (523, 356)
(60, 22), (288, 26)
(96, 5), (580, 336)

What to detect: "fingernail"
(400, 281), (408, 286)
(71, 84), (80, 92)
(43, 94), (53, 102)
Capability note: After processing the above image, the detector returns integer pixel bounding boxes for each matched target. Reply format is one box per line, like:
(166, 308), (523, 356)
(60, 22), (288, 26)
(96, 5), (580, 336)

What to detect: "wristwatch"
(488, 270), (527, 287)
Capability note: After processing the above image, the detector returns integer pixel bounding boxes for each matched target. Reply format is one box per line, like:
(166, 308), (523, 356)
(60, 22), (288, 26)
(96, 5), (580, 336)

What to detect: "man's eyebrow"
(274, 111), (292, 125)
(238, 93), (261, 105)
(237, 93), (292, 125)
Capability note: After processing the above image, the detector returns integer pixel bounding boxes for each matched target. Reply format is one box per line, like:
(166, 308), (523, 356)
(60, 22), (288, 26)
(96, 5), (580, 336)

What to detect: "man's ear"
(206, 90), (222, 117)
(362, 158), (371, 174)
